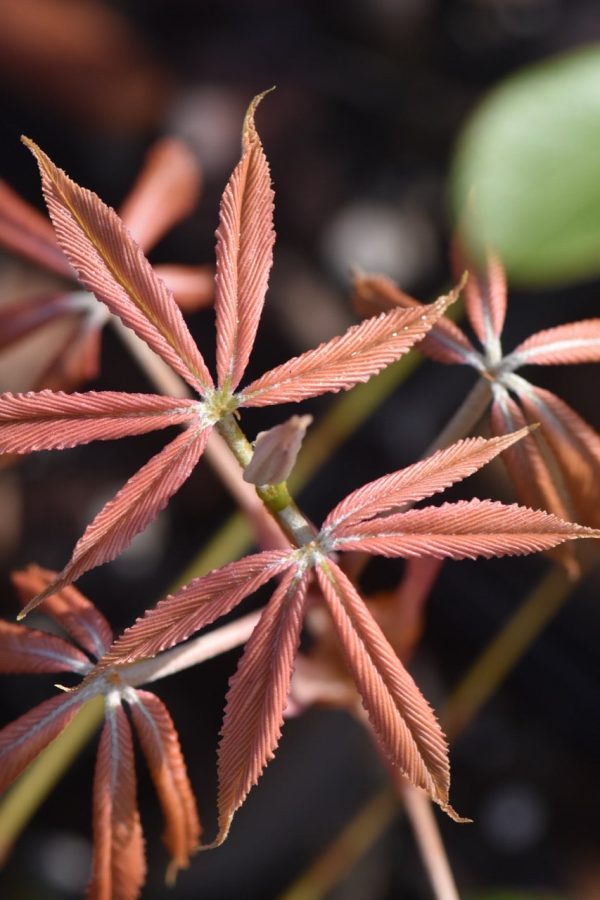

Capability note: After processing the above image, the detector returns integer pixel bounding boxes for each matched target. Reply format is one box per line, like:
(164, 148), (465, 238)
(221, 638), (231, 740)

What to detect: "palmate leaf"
(239, 287), (461, 407)
(23, 138), (214, 394)
(127, 689), (201, 881)
(96, 551), (294, 670)
(0, 178), (72, 278)
(216, 567), (308, 844)
(508, 319), (600, 367)
(0, 390), (199, 453)
(331, 498), (598, 559)
(0, 620), (91, 674)
(315, 562), (459, 818)
(214, 91), (275, 392)
(12, 565), (113, 660)
(90, 703), (145, 900)
(20, 426), (211, 618)
(323, 429), (531, 532)
(456, 245), (507, 348)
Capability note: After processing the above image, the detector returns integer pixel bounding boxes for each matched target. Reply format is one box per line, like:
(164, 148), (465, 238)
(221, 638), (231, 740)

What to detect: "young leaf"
(20, 426), (210, 618)
(456, 246), (507, 348)
(12, 565), (113, 659)
(128, 689), (201, 882)
(118, 138), (202, 253)
(96, 551), (294, 670)
(0, 178), (72, 278)
(324, 429), (530, 532)
(508, 320), (600, 367)
(216, 567), (308, 844)
(243, 414), (312, 485)
(239, 288), (461, 407)
(214, 91), (275, 391)
(331, 498), (598, 559)
(316, 562), (458, 818)
(0, 692), (85, 794)
(0, 621), (91, 674)
(89, 703), (145, 900)
(0, 390), (199, 454)
(23, 138), (214, 394)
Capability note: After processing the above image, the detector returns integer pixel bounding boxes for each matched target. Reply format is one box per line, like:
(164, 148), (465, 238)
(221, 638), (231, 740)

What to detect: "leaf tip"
(242, 88), (275, 150)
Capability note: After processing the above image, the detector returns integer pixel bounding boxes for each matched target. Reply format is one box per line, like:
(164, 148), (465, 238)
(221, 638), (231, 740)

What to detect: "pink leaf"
(12, 565), (113, 659)
(516, 384), (600, 529)
(316, 561), (457, 818)
(153, 264), (213, 312)
(128, 689), (200, 879)
(0, 179), (72, 278)
(332, 498), (598, 559)
(88, 703), (145, 900)
(0, 620), (90, 674)
(324, 429), (528, 532)
(216, 567), (308, 843)
(240, 288), (461, 407)
(20, 426), (210, 618)
(508, 320), (600, 367)
(118, 138), (202, 253)
(0, 692), (85, 794)
(214, 92), (275, 391)
(96, 551), (293, 670)
(0, 294), (71, 352)
(0, 390), (199, 454)
(243, 414), (312, 485)
(23, 138), (214, 394)
(351, 271), (479, 367)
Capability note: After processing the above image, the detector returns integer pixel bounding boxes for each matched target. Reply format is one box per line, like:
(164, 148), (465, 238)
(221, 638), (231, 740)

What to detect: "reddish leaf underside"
(331, 499), (597, 559)
(0, 620), (90, 674)
(89, 703), (145, 900)
(23, 138), (214, 395)
(20, 426), (210, 618)
(216, 567), (308, 843)
(214, 92), (275, 392)
(323, 429), (530, 532)
(128, 689), (200, 881)
(315, 562), (456, 816)
(12, 565), (113, 659)
(0, 692), (85, 794)
(96, 551), (294, 671)
(0, 390), (199, 454)
(459, 247), (507, 348)
(239, 287), (461, 407)
(0, 178), (72, 278)
(510, 319), (600, 367)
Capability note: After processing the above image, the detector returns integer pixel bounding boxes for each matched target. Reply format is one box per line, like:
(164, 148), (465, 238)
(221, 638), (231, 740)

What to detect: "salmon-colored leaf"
(332, 498), (598, 559)
(455, 245), (507, 349)
(324, 429), (526, 532)
(216, 567), (308, 843)
(12, 565), (113, 658)
(0, 620), (90, 674)
(89, 702), (145, 900)
(0, 294), (71, 352)
(128, 689), (200, 879)
(214, 92), (275, 391)
(508, 320), (600, 368)
(0, 390), (199, 454)
(240, 288), (461, 407)
(20, 427), (210, 618)
(0, 179), (72, 278)
(351, 272), (480, 367)
(243, 414), (312, 485)
(0, 692), (85, 794)
(37, 317), (102, 392)
(118, 138), (202, 253)
(153, 265), (213, 312)
(23, 139), (213, 394)
(516, 383), (600, 529)
(97, 551), (294, 670)
(316, 562), (454, 817)
(490, 389), (577, 574)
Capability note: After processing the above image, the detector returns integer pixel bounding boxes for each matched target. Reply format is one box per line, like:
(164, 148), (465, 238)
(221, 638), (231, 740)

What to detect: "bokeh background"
(1, 1), (600, 897)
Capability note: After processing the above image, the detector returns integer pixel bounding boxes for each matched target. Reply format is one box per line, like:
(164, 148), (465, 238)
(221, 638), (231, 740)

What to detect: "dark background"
(0, 1), (600, 897)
